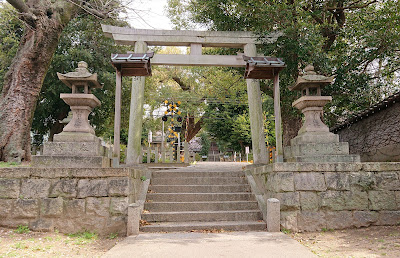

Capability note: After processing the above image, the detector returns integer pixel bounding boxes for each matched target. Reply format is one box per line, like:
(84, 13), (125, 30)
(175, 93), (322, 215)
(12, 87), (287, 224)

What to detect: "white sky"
(124, 0), (173, 30)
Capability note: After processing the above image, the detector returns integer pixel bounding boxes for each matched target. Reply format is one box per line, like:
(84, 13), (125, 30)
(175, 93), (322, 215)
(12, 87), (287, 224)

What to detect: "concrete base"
(31, 155), (111, 168)
(285, 132), (360, 163)
(285, 154), (360, 163)
(43, 141), (108, 157)
(53, 132), (99, 142)
(290, 132), (339, 145)
(285, 142), (349, 157)
(34, 133), (112, 168)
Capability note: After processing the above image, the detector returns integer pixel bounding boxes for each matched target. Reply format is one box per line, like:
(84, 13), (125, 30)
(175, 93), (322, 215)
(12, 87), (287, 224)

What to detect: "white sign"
(245, 146), (249, 154)
(148, 130), (153, 143)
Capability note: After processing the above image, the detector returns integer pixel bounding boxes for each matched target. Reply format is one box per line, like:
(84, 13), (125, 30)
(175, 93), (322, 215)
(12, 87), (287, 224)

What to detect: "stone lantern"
(291, 65), (334, 138)
(56, 61), (102, 138)
(32, 62), (111, 168)
(284, 65), (360, 162)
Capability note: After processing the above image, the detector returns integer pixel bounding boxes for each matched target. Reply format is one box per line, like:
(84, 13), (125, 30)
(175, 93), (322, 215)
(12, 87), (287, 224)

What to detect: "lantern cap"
(57, 61), (102, 89)
(291, 65), (334, 92)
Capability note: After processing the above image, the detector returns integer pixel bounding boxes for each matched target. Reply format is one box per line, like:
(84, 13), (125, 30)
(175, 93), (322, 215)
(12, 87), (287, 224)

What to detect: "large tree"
(0, 0), (120, 162)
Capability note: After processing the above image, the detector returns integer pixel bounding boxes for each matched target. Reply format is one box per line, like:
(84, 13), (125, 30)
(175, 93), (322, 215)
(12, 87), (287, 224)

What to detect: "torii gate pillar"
(126, 41), (148, 165)
(244, 44), (268, 164)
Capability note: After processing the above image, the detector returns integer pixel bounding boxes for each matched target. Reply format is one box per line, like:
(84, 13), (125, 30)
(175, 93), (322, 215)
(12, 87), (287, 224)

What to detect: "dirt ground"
(0, 226), (399, 257)
(291, 225), (400, 257)
(0, 227), (121, 257)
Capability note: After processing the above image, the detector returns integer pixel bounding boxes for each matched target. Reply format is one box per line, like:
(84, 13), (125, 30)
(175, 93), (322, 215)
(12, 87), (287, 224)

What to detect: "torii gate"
(101, 25), (285, 165)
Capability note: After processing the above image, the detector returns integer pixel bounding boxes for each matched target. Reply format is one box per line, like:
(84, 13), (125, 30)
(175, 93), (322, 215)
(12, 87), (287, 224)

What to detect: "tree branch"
(172, 77), (190, 91)
(67, 0), (110, 19)
(326, 0), (378, 10)
(6, 0), (30, 14)
(302, 6), (324, 24)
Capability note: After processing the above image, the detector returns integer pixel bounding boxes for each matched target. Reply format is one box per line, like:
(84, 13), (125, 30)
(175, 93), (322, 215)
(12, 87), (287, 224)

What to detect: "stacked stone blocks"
(247, 163), (400, 232)
(0, 167), (146, 235)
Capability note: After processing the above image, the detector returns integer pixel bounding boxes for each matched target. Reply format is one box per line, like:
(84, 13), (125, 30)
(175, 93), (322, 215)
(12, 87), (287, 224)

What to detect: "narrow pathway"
(141, 162), (265, 232)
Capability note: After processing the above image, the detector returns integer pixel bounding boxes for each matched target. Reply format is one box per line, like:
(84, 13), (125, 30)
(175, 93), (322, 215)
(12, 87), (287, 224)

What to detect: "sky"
(124, 0), (173, 30)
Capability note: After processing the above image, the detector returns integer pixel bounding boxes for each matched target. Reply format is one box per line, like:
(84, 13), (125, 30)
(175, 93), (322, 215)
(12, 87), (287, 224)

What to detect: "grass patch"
(108, 233), (118, 239)
(66, 231), (98, 245)
(14, 241), (28, 250)
(281, 228), (291, 234)
(0, 162), (20, 168)
(14, 225), (30, 234)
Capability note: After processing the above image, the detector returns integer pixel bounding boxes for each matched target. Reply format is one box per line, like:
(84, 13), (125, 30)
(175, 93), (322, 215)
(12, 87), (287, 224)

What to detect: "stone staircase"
(141, 167), (266, 232)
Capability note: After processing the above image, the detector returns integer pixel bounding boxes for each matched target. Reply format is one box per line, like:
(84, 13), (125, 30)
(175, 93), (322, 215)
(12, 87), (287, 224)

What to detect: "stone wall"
(0, 167), (148, 236)
(246, 163), (400, 232)
(334, 102), (400, 162)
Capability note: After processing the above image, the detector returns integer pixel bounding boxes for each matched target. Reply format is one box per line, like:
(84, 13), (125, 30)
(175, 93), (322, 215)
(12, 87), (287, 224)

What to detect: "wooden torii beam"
(102, 24), (285, 165)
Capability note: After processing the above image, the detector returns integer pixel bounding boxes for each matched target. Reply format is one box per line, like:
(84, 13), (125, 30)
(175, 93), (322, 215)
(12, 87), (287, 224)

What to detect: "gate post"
(126, 41), (148, 165)
(244, 44), (268, 164)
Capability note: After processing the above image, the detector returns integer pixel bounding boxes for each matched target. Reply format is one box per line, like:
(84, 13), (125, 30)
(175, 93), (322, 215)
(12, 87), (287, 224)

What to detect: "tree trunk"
(0, 6), (71, 162)
(282, 115), (303, 147)
(186, 116), (203, 142)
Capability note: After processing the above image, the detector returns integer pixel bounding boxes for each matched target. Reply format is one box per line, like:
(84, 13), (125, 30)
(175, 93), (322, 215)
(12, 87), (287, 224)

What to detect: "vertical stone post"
(273, 74), (283, 162)
(169, 149), (173, 163)
(184, 141), (189, 163)
(126, 41), (148, 165)
(147, 146), (151, 163)
(177, 133), (181, 163)
(161, 121), (165, 163)
(272, 149), (276, 163)
(267, 198), (280, 232)
(155, 146), (159, 163)
(139, 147), (143, 164)
(127, 203), (140, 236)
(113, 70), (122, 167)
(244, 44), (268, 164)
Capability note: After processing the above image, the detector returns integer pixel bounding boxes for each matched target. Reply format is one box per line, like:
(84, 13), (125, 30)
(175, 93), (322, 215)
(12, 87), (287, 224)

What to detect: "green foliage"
(140, 176), (147, 181)
(108, 233), (118, 239)
(14, 225), (30, 234)
(0, 3), (21, 92)
(119, 144), (127, 163)
(199, 132), (210, 156)
(167, 0), (400, 129)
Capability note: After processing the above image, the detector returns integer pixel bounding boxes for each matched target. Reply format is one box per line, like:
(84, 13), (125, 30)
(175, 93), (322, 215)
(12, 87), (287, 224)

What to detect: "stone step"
(284, 142), (349, 157)
(146, 193), (255, 202)
(150, 177), (247, 185)
(140, 221), (266, 233)
(152, 171), (245, 178)
(144, 201), (259, 212)
(142, 210), (263, 222)
(286, 154), (360, 163)
(148, 184), (251, 193)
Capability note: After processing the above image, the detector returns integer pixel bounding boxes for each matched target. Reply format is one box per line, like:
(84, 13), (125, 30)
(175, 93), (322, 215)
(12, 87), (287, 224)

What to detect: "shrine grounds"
(0, 225), (399, 257)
